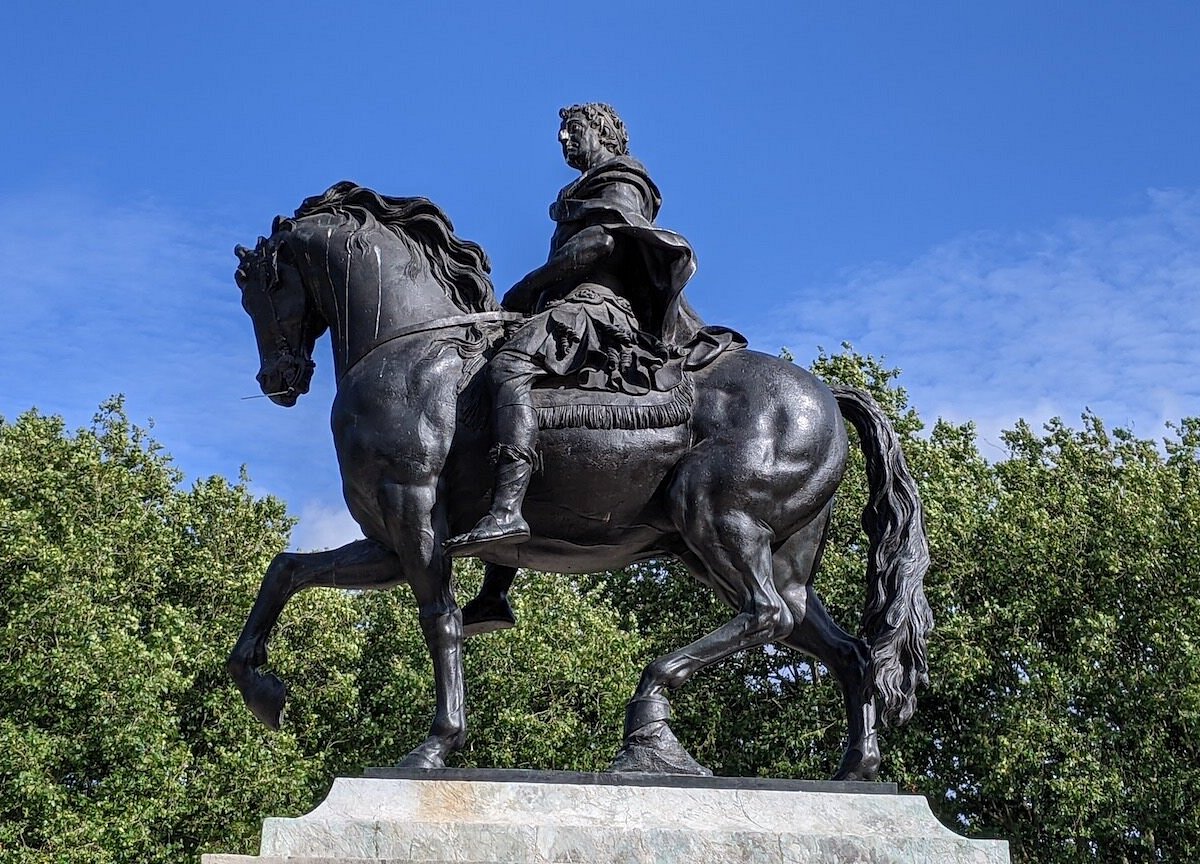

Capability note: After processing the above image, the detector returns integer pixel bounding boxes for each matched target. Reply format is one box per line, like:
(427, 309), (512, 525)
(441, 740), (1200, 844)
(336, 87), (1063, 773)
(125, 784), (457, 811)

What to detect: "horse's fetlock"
(430, 716), (466, 745)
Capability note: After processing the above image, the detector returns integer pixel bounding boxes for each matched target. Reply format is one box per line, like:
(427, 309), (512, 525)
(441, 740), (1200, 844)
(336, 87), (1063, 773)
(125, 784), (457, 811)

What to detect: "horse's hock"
(201, 771), (1009, 863)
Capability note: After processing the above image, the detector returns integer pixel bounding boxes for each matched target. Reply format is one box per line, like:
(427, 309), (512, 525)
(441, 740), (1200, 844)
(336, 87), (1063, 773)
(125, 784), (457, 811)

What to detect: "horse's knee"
(226, 649), (247, 679)
(416, 601), (460, 622)
(642, 655), (690, 692)
(745, 597), (794, 643)
(779, 583), (808, 624)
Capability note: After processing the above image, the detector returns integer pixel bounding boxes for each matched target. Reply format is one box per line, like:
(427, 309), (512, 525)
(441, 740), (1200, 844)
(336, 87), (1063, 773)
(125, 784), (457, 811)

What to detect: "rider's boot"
(446, 404), (537, 557)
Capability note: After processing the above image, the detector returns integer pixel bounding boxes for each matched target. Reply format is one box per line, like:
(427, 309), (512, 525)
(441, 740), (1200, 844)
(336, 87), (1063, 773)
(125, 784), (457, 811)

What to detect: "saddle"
(531, 370), (694, 431)
(446, 317), (744, 433)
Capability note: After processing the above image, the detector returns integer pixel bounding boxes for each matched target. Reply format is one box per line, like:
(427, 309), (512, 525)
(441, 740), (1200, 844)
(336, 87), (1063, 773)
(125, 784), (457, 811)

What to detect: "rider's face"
(559, 116), (606, 171)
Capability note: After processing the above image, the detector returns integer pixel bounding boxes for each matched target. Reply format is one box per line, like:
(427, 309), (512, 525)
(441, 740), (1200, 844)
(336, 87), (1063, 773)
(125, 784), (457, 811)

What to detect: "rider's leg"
(446, 351), (540, 556)
(483, 350), (539, 532)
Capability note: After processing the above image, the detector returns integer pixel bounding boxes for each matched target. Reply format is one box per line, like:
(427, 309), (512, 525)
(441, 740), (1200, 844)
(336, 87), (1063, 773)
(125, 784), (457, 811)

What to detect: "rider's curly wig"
(560, 103), (629, 156)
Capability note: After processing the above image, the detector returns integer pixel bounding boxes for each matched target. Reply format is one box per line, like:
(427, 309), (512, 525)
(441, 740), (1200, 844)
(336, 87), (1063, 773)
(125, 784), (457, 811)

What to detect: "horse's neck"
(295, 222), (467, 381)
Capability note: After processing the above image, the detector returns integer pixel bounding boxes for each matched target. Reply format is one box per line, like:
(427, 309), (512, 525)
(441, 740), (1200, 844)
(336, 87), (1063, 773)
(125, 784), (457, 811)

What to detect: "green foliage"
(890, 412), (1200, 862)
(0, 400), (362, 862)
(6, 350), (1200, 864)
(338, 564), (648, 773)
(0, 402), (648, 860)
(597, 346), (1200, 863)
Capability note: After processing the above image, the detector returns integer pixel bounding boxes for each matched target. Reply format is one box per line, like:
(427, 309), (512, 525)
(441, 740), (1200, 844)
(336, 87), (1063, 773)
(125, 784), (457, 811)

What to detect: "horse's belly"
(481, 536), (669, 574)
(476, 425), (687, 573)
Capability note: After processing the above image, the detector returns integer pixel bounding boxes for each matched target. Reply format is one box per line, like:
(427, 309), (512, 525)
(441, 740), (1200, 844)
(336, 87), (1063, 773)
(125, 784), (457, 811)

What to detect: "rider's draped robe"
(506, 155), (744, 395)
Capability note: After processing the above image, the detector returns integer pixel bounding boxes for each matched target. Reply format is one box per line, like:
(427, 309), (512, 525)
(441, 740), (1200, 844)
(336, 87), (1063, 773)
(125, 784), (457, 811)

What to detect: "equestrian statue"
(228, 103), (932, 779)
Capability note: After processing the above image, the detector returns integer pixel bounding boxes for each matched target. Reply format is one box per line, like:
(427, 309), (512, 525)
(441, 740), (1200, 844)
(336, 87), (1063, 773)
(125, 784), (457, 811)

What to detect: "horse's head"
(234, 229), (321, 407)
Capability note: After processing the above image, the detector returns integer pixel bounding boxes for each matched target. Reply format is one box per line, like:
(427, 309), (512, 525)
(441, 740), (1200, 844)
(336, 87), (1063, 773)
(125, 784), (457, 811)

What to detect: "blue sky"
(3, 3), (1198, 549)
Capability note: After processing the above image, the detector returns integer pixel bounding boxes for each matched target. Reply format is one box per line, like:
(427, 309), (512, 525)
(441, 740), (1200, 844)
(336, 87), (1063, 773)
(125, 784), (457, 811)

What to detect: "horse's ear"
(272, 215), (284, 233)
(234, 244), (249, 261)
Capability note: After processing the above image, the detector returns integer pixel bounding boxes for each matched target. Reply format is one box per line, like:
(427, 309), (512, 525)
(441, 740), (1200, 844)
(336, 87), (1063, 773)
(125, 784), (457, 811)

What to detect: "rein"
(338, 311), (526, 382)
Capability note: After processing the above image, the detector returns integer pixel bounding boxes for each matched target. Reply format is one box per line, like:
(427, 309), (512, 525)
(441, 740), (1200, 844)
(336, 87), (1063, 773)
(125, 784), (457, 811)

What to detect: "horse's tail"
(832, 385), (933, 727)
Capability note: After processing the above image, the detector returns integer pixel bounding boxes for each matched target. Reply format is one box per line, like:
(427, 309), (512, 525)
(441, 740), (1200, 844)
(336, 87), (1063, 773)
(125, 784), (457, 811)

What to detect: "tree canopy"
(0, 401), (647, 862)
(597, 350), (1200, 862)
(3, 350), (1198, 863)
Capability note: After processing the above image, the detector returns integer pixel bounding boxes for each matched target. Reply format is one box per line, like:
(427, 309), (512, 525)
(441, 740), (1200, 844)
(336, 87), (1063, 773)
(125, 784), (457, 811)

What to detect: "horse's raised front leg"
(227, 537), (402, 730)
(612, 508), (793, 776)
(378, 481), (466, 770)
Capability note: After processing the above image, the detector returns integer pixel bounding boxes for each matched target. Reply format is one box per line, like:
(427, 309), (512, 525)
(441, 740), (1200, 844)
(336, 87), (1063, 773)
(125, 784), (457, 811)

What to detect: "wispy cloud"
(0, 190), (252, 419)
(292, 501), (364, 552)
(755, 189), (1200, 445)
(0, 189), (348, 550)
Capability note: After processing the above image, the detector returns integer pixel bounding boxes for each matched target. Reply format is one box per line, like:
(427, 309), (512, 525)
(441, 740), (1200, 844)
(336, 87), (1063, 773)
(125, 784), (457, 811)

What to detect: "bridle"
(241, 234), (525, 390)
(338, 311), (525, 384)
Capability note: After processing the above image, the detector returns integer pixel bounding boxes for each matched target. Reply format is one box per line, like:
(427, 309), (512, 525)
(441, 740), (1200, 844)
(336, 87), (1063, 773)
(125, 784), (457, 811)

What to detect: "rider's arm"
(502, 225), (616, 311)
(503, 175), (648, 312)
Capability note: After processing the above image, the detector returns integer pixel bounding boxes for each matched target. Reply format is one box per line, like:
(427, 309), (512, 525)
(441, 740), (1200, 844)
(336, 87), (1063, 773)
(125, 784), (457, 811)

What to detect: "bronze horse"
(229, 182), (931, 779)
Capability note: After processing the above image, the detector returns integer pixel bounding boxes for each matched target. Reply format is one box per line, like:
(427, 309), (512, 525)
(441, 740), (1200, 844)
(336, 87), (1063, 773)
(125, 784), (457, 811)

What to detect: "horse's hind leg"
(783, 591), (879, 780)
(773, 509), (880, 780)
(613, 502), (793, 775)
(227, 538), (401, 730)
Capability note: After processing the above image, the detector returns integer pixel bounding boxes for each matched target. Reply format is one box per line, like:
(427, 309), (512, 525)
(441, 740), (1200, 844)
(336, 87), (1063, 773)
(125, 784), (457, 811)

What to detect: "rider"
(445, 103), (710, 558)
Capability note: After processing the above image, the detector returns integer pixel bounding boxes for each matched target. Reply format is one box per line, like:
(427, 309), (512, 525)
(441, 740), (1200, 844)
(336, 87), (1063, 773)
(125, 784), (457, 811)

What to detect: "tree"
(594, 347), (1200, 863)
(0, 401), (650, 861)
(0, 401), (352, 862)
(890, 413), (1200, 862)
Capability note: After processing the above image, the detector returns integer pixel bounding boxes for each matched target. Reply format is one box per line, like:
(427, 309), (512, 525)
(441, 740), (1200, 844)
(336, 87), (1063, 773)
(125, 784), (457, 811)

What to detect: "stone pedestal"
(202, 769), (1009, 863)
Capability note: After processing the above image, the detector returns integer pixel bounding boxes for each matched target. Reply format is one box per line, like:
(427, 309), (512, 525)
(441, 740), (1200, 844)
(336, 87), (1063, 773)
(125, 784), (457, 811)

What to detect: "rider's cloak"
(547, 155), (702, 347)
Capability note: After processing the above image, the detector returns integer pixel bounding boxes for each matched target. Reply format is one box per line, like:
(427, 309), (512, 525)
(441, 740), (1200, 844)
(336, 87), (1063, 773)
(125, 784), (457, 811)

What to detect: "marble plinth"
(201, 770), (1009, 863)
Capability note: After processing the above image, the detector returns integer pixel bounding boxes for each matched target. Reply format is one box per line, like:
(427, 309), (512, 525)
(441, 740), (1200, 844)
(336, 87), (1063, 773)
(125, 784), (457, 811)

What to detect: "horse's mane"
(290, 181), (499, 313)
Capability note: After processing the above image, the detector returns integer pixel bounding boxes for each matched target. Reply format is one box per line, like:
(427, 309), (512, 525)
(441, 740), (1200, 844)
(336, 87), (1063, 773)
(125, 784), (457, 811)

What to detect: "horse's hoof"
(832, 744), (881, 781)
(397, 743), (448, 770)
(461, 594), (517, 638)
(609, 721), (712, 777)
(242, 671), (287, 732)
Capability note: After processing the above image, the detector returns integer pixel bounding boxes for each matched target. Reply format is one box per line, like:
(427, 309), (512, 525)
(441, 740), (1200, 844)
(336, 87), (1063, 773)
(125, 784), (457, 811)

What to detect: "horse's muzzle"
(257, 352), (314, 406)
